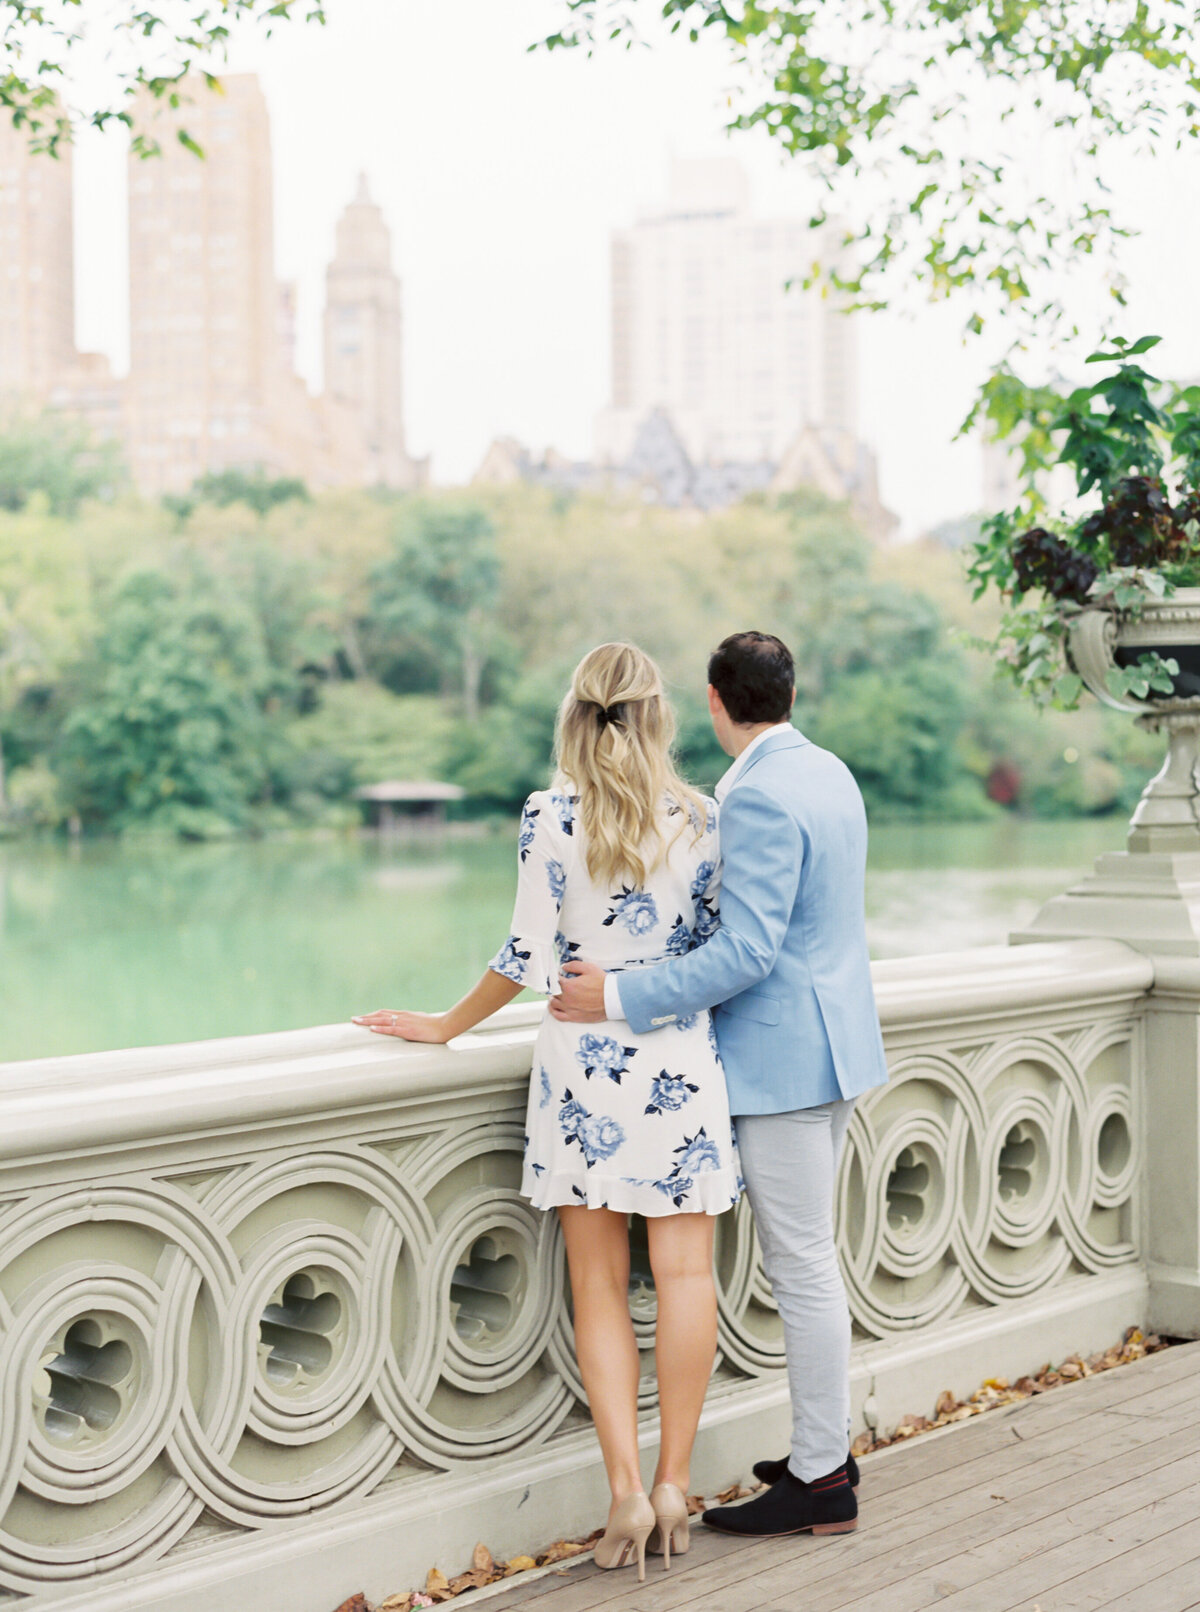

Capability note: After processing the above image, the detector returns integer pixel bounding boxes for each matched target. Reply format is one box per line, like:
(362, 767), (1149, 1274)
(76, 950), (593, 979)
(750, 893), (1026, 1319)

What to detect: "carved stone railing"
(0, 936), (1184, 1612)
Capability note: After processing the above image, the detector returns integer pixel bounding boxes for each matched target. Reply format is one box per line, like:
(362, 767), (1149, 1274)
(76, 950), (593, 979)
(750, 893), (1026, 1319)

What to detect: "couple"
(354, 631), (887, 1580)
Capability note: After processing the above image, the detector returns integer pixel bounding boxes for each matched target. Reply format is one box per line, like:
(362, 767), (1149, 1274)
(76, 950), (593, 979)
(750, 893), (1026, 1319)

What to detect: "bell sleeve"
(488, 794), (568, 997)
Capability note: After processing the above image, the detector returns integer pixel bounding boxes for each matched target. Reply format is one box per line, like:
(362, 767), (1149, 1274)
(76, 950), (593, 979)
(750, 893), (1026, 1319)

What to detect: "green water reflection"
(0, 816), (1128, 1064)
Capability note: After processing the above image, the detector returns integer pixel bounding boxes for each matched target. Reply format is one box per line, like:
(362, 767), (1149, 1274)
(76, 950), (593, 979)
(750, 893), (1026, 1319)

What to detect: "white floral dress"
(489, 789), (742, 1217)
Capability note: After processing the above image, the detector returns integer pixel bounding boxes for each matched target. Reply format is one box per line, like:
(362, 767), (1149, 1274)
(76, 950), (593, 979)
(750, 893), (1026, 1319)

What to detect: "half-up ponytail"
(555, 643), (706, 888)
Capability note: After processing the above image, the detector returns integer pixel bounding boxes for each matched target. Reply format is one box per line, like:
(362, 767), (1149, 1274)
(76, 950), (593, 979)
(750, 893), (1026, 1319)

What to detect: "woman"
(353, 643), (739, 1581)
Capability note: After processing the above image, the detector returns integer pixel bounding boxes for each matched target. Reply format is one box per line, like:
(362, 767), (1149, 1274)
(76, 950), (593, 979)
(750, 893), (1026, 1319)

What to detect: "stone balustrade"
(0, 934), (1191, 1612)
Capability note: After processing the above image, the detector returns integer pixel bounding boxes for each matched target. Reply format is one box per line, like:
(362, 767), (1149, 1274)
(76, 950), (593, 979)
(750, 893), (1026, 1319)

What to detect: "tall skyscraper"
(596, 158), (858, 467)
(323, 176), (419, 488)
(0, 121), (77, 402)
(126, 75), (283, 492)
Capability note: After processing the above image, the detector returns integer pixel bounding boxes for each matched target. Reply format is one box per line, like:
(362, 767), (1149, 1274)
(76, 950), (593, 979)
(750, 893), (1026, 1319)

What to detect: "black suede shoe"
(752, 1450), (859, 1489)
(702, 1465), (857, 1538)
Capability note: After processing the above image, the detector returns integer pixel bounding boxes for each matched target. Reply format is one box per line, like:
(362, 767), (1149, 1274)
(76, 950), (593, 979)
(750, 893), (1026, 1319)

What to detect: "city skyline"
(2, 73), (423, 495)
(9, 79), (880, 516)
(29, 0), (1200, 530)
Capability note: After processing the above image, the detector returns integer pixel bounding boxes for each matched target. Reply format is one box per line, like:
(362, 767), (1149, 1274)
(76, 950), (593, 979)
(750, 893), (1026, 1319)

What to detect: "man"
(551, 630), (888, 1538)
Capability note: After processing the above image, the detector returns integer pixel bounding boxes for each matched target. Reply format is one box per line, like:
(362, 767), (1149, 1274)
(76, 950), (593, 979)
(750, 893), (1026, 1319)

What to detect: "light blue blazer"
(617, 728), (888, 1115)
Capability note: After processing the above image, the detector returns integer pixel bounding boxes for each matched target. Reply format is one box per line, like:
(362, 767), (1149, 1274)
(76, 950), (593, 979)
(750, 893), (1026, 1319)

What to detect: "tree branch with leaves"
(1, 1), (324, 152)
(540, 1), (1200, 340)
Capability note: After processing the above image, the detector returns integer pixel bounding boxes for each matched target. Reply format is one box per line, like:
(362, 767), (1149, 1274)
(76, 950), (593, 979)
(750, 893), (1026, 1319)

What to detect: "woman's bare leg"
(558, 1205), (643, 1516)
(646, 1213), (717, 1493)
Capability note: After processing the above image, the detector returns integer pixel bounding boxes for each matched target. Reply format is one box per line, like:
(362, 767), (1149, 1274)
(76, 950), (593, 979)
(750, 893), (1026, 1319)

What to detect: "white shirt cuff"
(603, 973), (626, 1021)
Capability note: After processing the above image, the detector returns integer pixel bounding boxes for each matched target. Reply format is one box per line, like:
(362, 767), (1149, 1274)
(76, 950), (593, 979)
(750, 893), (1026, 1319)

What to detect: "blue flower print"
(530, 1162), (545, 1176)
(546, 858), (566, 903)
(694, 899), (720, 942)
(644, 1070), (699, 1117)
(690, 861), (716, 904)
(577, 1113), (625, 1165)
(550, 792), (576, 836)
(665, 914), (692, 956)
(518, 803), (540, 862)
(673, 1128), (722, 1176)
(558, 1089), (625, 1169)
(675, 1012), (699, 1032)
(492, 934), (531, 984)
(575, 1033), (637, 1084)
(571, 1184), (586, 1201)
(603, 886), (659, 935)
(538, 1064), (553, 1109)
(558, 1091), (589, 1135)
(624, 1172), (695, 1209)
(555, 932), (580, 968)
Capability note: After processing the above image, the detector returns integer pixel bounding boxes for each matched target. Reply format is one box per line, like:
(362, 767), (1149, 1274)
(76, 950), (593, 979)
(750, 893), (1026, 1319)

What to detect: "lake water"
(0, 817), (1128, 1065)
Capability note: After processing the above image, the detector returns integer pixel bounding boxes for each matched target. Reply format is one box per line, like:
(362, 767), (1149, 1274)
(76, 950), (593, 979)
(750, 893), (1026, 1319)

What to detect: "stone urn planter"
(1069, 587), (1200, 851)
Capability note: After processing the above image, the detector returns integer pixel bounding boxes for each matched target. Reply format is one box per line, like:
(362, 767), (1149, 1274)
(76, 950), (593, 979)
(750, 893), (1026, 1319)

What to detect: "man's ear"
(789, 686), (797, 710)
(707, 684), (722, 717)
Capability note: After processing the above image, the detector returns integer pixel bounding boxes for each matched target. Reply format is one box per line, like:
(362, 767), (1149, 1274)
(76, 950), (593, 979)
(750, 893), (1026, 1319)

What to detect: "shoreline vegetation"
(0, 423), (1165, 842)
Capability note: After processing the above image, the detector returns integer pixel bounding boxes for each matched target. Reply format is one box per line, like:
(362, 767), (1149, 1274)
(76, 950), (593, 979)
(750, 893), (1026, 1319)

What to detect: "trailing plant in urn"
(968, 337), (1200, 708)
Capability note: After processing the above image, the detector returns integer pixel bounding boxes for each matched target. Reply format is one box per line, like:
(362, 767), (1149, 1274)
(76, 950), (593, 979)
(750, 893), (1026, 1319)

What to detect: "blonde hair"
(554, 642), (707, 889)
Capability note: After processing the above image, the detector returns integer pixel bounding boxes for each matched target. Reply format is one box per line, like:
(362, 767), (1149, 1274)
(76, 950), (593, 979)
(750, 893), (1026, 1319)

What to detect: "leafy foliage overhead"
(541, 1), (1200, 336)
(1, 1), (325, 152)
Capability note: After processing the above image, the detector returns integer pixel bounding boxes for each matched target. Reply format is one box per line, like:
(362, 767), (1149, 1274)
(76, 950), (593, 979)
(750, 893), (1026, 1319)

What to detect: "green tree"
(173, 467), (310, 518)
(0, 413), (123, 514)
(364, 501), (502, 722)
(57, 562), (276, 836)
(282, 681), (457, 810)
(2, 2), (324, 151)
(542, 2), (1200, 338)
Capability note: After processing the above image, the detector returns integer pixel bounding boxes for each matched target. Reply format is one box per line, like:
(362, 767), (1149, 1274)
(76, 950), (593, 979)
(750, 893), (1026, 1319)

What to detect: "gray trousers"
(734, 1098), (856, 1482)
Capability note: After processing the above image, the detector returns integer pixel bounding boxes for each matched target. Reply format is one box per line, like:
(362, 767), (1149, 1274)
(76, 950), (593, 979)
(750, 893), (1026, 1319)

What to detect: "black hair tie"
(596, 703), (622, 729)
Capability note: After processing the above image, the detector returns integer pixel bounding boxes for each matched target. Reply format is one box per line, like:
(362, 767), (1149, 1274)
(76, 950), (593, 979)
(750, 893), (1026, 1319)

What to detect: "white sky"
(68, 0), (1200, 536)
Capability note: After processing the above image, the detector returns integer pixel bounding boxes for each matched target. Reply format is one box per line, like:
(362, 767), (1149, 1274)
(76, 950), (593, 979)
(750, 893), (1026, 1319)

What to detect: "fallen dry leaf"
(686, 1493), (706, 1515)
(332, 1598), (371, 1612)
(841, 1326), (1170, 1463)
(503, 1556), (537, 1576)
(446, 1571), (488, 1594)
(424, 1567), (453, 1603)
(378, 1598), (414, 1612)
(471, 1544), (496, 1577)
(539, 1540), (587, 1564)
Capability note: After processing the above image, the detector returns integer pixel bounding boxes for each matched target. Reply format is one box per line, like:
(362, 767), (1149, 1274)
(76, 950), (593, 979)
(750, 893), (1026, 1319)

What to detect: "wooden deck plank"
(1090, 1540), (1200, 1612)
(751, 1427), (1200, 1612)
(504, 1374), (1200, 1612)
(810, 1461), (1200, 1612)
(1006, 1503), (1200, 1611)
(484, 1342), (1200, 1612)
(647, 1394), (1200, 1612)
(569, 1423), (1192, 1612)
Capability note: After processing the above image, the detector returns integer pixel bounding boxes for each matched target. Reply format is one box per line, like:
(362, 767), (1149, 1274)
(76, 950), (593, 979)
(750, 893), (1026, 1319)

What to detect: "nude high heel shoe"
(647, 1482), (690, 1570)
(594, 1491), (656, 1582)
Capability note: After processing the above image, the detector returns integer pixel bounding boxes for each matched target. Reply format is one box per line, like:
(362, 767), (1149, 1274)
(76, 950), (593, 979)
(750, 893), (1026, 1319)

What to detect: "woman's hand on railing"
(352, 1009), (453, 1043)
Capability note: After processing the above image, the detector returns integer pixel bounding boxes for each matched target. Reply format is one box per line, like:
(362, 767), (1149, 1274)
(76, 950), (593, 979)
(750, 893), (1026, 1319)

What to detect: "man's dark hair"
(708, 632), (795, 725)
